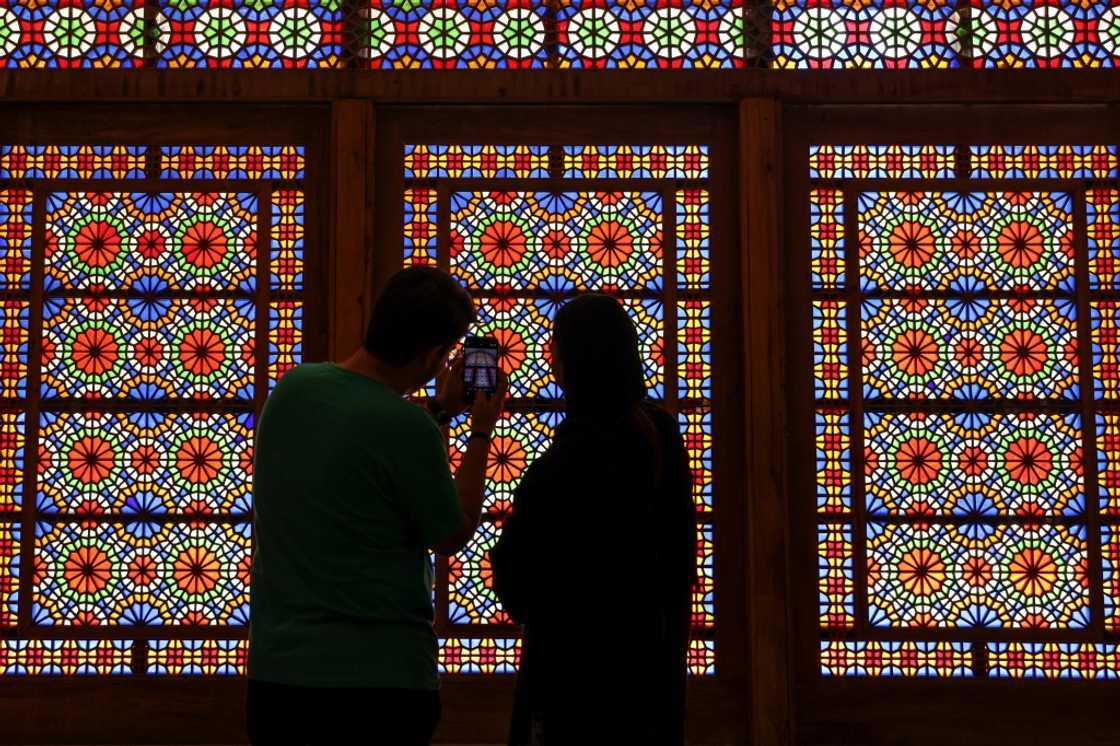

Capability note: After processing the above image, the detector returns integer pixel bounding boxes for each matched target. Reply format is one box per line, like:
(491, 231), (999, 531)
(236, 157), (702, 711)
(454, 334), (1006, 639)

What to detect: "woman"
(491, 293), (695, 745)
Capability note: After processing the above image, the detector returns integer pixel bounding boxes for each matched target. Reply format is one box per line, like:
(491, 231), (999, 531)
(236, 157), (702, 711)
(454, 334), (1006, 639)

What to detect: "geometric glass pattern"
(404, 145), (549, 179)
(0, 1), (144, 68)
(41, 296), (257, 400)
(449, 191), (664, 292)
(562, 145), (710, 179)
(0, 640), (133, 674)
(970, 146), (1119, 179)
(45, 192), (259, 291)
(819, 640), (974, 677)
(0, 189), (32, 290)
(0, 142), (306, 675)
(160, 146), (306, 180)
(970, 1), (1120, 68)
(146, 639), (248, 675)
(33, 521), (251, 626)
(0, 412), (24, 513)
(860, 298), (1079, 400)
(406, 141), (712, 673)
(809, 145), (956, 180)
(155, 0), (344, 68)
(2, 2), (1120, 68)
(359, 0), (549, 69)
(0, 146), (146, 179)
(986, 643), (1120, 679)
(438, 638), (521, 674)
(858, 191), (1076, 293)
(36, 411), (254, 515)
(554, 0), (745, 69)
(810, 143), (1119, 677)
(770, 0), (960, 69)
(0, 522), (17, 626)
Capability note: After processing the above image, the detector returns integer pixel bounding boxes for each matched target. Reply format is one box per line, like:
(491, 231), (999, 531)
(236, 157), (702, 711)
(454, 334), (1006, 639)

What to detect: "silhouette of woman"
(492, 293), (695, 745)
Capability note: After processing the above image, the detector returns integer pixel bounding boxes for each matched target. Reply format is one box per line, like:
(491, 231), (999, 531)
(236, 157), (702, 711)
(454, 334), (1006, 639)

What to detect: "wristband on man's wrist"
(425, 397), (451, 426)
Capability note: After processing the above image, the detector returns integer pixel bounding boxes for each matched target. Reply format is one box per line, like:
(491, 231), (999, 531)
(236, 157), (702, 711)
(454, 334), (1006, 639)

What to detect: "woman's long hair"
(552, 294), (663, 483)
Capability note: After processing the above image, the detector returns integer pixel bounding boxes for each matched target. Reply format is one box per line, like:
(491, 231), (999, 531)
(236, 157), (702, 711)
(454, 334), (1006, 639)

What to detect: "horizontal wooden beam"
(2, 69), (1120, 104)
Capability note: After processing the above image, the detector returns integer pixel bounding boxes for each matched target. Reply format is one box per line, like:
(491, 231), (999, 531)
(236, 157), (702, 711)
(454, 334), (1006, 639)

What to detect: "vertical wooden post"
(740, 98), (793, 746)
(329, 99), (374, 358)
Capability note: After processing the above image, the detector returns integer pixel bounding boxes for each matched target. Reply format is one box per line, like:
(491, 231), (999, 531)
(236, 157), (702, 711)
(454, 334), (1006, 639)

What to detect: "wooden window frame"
(784, 104), (1120, 746)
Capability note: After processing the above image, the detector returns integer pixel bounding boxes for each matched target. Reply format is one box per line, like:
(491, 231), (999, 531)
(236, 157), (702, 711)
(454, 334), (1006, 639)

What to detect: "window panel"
(0, 189), (33, 290)
(809, 145), (957, 180)
(45, 191), (259, 292)
(0, 1), (145, 68)
(0, 300), (28, 398)
(0, 141), (305, 676)
(986, 643), (1120, 678)
(676, 188), (710, 290)
(33, 521), (251, 626)
(41, 296), (256, 400)
(439, 638), (521, 674)
(678, 408), (712, 512)
(812, 299), (847, 400)
(969, 0), (1120, 69)
(809, 143), (1118, 677)
(555, 0), (744, 69)
(155, 0), (344, 68)
(820, 640), (974, 677)
(969, 145), (1119, 179)
(818, 523), (854, 629)
(36, 411), (254, 516)
(271, 189), (304, 292)
(269, 301), (302, 390)
(562, 145), (709, 179)
(0, 639), (133, 674)
(815, 409), (850, 514)
(858, 191), (1075, 293)
(147, 639), (247, 675)
(861, 297), (1079, 401)
(160, 146), (306, 180)
(360, 0), (549, 69)
(405, 145), (550, 179)
(867, 522), (1089, 629)
(449, 191), (664, 292)
(770, 0), (960, 69)
(408, 141), (712, 674)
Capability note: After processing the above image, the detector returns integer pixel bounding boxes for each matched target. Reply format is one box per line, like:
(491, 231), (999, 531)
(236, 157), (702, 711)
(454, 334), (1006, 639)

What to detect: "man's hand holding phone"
(434, 354), (469, 419)
(470, 367), (507, 436)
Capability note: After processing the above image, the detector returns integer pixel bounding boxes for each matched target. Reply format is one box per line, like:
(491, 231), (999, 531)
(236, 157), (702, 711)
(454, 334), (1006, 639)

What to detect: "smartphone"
(462, 335), (499, 402)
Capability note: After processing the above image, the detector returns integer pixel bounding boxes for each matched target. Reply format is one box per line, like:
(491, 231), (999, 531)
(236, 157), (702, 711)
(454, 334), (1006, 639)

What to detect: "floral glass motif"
(0, 0), (145, 68)
(810, 144), (1119, 678)
(407, 142), (713, 673)
(155, 0), (344, 68)
(555, 0), (745, 69)
(970, 0), (1120, 68)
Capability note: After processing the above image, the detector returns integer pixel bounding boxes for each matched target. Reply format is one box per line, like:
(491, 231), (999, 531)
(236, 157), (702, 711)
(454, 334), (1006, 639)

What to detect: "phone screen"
(463, 336), (499, 397)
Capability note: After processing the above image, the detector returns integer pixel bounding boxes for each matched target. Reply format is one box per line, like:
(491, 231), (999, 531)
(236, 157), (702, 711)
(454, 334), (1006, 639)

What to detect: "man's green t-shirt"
(248, 362), (463, 689)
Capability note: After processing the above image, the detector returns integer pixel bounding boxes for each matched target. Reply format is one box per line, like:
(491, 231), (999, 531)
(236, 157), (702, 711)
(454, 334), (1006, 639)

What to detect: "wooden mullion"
(1074, 187), (1107, 637)
(15, 184), (43, 638)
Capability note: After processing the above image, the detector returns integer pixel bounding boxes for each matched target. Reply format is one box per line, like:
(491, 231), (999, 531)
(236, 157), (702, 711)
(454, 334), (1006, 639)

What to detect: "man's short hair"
(364, 266), (475, 366)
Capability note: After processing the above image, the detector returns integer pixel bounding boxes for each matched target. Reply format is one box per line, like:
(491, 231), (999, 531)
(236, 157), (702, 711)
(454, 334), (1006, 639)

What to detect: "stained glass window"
(405, 142), (714, 673)
(0, 143), (306, 675)
(0, 1), (1116, 67)
(809, 142), (1120, 678)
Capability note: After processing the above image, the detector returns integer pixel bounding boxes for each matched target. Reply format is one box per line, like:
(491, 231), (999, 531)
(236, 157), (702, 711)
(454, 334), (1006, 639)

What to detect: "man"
(247, 266), (507, 744)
